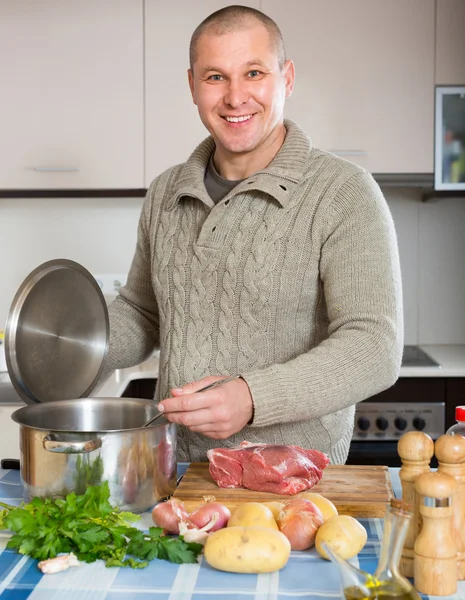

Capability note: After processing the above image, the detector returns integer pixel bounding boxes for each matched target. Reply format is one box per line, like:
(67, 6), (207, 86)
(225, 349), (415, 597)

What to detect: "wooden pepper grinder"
(414, 471), (458, 596)
(435, 433), (465, 580)
(398, 431), (434, 577)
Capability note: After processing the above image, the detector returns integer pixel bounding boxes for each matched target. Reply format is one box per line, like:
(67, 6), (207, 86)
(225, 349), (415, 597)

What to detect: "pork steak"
(207, 441), (329, 495)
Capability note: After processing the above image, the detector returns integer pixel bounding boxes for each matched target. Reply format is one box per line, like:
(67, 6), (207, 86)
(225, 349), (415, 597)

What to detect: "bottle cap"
(456, 406), (465, 421)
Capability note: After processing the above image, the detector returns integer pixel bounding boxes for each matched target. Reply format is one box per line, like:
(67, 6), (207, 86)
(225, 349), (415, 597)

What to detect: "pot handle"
(43, 436), (102, 454)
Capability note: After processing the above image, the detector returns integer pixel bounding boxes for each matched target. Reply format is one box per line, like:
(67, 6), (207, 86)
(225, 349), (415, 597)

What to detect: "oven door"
(347, 440), (401, 467)
(347, 440), (439, 468)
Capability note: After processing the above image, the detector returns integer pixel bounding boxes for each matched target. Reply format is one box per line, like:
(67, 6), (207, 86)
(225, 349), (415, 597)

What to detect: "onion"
(151, 498), (189, 534)
(187, 502), (231, 532)
(277, 498), (324, 550)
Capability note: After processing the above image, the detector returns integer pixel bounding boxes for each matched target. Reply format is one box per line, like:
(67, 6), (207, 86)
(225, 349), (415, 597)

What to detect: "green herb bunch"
(74, 454), (104, 494)
(0, 481), (202, 568)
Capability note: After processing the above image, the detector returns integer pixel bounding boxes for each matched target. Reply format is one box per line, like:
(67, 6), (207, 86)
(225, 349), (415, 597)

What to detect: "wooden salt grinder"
(414, 471), (457, 596)
(435, 433), (465, 580)
(398, 431), (434, 578)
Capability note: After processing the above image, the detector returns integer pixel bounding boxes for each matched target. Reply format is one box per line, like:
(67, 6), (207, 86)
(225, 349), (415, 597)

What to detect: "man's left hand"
(157, 376), (253, 439)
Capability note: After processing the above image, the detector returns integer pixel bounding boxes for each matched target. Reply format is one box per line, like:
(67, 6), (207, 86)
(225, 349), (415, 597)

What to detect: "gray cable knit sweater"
(107, 119), (403, 465)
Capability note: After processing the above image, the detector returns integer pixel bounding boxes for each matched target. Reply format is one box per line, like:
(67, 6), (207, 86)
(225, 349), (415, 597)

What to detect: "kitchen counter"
(401, 345), (465, 377)
(96, 345), (465, 400)
(1, 345), (464, 460)
(2, 345), (465, 405)
(1, 465), (464, 599)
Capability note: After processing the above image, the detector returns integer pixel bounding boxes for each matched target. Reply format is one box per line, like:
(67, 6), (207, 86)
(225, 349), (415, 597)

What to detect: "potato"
(299, 492), (338, 522)
(315, 515), (367, 560)
(228, 502), (279, 530)
(263, 501), (285, 520)
(204, 526), (291, 573)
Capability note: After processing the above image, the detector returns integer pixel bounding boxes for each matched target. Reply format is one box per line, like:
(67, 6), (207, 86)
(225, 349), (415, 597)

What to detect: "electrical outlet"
(93, 274), (127, 296)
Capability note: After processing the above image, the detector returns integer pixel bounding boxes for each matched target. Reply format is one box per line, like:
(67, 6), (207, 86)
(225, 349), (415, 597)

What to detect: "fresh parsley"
(0, 481), (202, 568)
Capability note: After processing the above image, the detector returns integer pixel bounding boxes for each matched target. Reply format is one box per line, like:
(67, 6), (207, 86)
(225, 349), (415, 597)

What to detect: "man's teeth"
(225, 115), (253, 123)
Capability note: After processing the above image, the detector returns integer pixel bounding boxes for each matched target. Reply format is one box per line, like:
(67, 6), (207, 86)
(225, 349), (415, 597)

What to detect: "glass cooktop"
(402, 345), (441, 368)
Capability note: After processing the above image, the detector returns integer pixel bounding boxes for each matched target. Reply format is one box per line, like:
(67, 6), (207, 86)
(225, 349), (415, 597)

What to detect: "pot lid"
(5, 259), (109, 405)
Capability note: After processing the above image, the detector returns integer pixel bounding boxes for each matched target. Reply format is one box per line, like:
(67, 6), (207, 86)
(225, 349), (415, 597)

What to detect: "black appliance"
(347, 346), (444, 467)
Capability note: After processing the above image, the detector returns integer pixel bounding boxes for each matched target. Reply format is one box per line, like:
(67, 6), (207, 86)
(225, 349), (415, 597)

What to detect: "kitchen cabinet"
(0, 405), (21, 461)
(262, 0), (435, 174)
(144, 0), (259, 187)
(436, 0), (465, 85)
(0, 1), (144, 190)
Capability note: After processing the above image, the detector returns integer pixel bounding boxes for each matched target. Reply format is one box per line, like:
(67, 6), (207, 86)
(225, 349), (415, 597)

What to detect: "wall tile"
(1, 189), (464, 346)
(0, 197), (143, 329)
(384, 188), (421, 345)
(418, 196), (465, 344)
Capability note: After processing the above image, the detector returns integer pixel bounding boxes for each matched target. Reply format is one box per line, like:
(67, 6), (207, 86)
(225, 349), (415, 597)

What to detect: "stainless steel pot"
(11, 397), (177, 513)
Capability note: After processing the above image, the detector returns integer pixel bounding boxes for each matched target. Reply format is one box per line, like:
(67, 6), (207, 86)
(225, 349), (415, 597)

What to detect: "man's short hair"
(189, 5), (286, 73)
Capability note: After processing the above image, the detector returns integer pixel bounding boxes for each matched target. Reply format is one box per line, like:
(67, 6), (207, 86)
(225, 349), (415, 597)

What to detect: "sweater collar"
(166, 119), (313, 210)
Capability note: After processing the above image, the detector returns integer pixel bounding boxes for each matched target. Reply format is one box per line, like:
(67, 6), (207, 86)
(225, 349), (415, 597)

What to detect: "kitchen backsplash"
(387, 189), (465, 345)
(1, 189), (464, 345)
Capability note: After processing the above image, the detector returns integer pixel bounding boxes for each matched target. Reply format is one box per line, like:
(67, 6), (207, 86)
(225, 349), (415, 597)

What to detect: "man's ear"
(188, 69), (197, 105)
(283, 60), (295, 99)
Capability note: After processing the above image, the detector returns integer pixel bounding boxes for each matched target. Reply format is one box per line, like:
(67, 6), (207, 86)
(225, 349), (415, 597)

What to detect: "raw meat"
(207, 441), (329, 495)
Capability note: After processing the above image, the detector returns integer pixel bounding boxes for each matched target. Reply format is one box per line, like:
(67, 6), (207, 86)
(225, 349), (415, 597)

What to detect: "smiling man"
(106, 5), (403, 464)
(187, 13), (293, 180)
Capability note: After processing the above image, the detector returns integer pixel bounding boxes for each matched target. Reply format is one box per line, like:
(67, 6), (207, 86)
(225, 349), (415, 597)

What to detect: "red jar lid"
(456, 406), (465, 421)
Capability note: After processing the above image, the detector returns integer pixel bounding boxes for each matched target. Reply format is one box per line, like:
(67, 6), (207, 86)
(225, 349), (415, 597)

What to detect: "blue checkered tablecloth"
(0, 466), (463, 600)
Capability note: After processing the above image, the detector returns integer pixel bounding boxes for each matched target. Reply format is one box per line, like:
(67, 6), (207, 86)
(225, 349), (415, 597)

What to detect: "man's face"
(188, 23), (294, 160)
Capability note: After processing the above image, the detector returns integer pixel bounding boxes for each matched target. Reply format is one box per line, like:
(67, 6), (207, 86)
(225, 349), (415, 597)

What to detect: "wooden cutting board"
(173, 462), (394, 518)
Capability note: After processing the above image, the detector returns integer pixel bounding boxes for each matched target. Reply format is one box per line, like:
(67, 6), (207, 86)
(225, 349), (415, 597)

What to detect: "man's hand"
(157, 376), (253, 439)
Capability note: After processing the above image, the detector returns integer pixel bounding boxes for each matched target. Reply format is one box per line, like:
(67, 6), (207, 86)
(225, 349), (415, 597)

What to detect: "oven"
(346, 346), (445, 467)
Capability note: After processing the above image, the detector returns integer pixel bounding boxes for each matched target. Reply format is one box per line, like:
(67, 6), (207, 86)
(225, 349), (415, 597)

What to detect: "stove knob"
(376, 416), (389, 431)
(394, 417), (408, 431)
(413, 416), (426, 431)
(357, 417), (370, 431)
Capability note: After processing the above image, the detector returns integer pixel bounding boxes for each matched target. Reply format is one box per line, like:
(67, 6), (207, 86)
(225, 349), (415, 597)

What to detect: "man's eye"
(208, 74), (224, 81)
(247, 70), (263, 78)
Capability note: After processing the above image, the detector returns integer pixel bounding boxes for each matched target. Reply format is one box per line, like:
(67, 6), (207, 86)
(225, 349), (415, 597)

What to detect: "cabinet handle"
(27, 166), (80, 172)
(328, 150), (368, 157)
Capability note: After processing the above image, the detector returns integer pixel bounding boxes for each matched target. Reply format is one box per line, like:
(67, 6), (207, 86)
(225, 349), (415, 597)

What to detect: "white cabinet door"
(144, 1), (259, 187)
(0, 406), (21, 461)
(0, 1), (144, 190)
(263, 0), (435, 174)
(436, 0), (465, 85)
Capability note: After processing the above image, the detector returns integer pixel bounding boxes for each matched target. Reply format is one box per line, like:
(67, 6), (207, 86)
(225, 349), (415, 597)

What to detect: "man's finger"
(189, 427), (230, 440)
(160, 376), (233, 414)
(164, 408), (212, 428)
(170, 376), (222, 396)
(158, 391), (213, 414)
(188, 420), (231, 433)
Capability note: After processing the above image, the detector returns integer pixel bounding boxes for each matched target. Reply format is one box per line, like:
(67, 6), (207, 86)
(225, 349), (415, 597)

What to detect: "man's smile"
(224, 114), (253, 122)
(221, 114), (256, 127)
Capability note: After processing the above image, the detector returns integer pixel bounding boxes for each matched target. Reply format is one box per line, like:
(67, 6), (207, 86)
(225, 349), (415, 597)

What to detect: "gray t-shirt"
(204, 155), (244, 203)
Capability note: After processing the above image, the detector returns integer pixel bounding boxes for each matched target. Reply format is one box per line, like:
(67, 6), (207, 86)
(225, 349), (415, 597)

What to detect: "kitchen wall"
(0, 196), (143, 325)
(388, 190), (465, 345)
(1, 190), (465, 346)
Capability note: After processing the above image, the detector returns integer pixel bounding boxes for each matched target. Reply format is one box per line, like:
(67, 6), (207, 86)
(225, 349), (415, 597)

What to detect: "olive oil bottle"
(344, 581), (421, 600)
(324, 499), (421, 600)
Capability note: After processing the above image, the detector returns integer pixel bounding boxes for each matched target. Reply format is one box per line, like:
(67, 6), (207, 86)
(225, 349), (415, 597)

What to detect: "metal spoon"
(143, 375), (240, 427)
